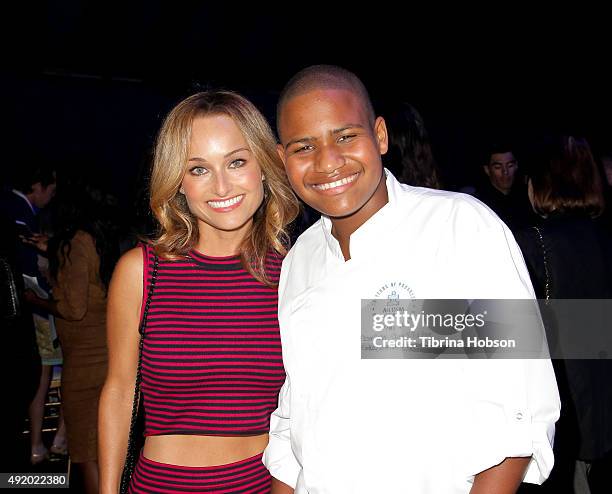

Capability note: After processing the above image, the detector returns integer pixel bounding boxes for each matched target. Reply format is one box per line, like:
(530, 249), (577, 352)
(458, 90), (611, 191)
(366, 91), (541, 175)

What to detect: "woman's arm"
(470, 456), (530, 494)
(271, 478), (295, 494)
(98, 247), (144, 494)
(23, 290), (61, 316)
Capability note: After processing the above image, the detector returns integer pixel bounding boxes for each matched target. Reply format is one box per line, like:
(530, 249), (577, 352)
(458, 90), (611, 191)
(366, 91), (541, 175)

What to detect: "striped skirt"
(128, 451), (271, 493)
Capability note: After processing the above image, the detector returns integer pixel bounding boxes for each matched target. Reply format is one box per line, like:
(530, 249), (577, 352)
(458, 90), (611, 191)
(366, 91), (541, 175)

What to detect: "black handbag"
(120, 253), (158, 493)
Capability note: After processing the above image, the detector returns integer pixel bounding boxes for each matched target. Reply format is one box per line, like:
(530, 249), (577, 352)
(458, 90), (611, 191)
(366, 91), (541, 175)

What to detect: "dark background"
(3, 3), (611, 207)
(1, 4), (610, 489)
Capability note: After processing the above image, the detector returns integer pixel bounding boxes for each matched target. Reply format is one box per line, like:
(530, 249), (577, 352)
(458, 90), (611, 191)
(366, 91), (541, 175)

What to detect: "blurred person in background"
(515, 136), (612, 493)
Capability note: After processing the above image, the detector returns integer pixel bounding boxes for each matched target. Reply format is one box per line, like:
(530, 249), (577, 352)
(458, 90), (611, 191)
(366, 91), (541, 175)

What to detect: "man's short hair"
(12, 163), (57, 193)
(484, 142), (517, 165)
(276, 64), (376, 136)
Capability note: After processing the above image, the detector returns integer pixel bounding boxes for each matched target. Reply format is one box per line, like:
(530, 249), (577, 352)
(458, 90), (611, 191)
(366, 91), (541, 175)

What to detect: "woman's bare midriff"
(143, 434), (269, 467)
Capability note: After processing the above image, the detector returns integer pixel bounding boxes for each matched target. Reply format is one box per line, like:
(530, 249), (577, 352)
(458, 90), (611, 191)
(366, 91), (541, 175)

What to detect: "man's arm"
(450, 199), (560, 486)
(471, 456), (530, 494)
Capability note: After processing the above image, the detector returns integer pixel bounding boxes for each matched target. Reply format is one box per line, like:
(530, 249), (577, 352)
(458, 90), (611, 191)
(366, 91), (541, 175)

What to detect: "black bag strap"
(0, 256), (20, 319)
(532, 226), (551, 301)
(120, 249), (158, 494)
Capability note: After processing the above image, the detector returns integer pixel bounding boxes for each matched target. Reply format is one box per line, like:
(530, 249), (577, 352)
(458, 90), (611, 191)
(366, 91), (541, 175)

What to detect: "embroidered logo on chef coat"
(374, 281), (415, 300)
(372, 281), (416, 315)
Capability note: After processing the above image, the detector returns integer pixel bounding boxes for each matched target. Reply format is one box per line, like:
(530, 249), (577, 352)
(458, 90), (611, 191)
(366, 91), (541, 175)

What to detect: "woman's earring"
(179, 187), (185, 194)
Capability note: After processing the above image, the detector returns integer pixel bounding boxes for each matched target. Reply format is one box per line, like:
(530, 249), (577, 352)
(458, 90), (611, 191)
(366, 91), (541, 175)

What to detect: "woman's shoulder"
(72, 229), (95, 246)
(65, 230), (98, 258)
(112, 246), (145, 283)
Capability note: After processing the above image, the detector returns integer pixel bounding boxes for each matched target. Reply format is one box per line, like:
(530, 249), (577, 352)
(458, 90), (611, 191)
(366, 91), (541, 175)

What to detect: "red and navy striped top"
(140, 244), (285, 436)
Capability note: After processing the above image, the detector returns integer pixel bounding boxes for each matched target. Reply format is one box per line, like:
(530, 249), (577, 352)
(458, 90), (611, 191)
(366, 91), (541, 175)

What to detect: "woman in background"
(516, 136), (612, 493)
(383, 101), (442, 189)
(26, 177), (120, 493)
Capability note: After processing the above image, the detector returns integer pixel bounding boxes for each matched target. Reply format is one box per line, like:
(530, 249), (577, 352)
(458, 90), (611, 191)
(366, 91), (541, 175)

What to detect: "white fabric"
(263, 171), (560, 493)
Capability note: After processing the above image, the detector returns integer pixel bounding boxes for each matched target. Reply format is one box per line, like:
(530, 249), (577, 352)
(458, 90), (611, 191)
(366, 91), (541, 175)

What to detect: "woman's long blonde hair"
(149, 90), (299, 286)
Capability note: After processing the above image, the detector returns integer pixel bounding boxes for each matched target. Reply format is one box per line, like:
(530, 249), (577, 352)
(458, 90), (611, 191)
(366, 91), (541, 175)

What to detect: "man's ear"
(276, 143), (287, 166)
(374, 117), (388, 155)
(483, 165), (491, 178)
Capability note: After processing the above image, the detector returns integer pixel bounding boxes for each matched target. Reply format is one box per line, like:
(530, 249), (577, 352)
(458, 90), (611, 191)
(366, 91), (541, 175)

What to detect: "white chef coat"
(263, 170), (560, 493)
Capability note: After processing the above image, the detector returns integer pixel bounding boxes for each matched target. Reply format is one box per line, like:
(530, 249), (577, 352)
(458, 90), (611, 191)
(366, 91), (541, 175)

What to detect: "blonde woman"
(99, 91), (299, 493)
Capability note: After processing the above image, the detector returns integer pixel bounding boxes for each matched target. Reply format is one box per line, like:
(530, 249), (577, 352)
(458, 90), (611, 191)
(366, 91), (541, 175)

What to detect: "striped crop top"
(139, 244), (285, 436)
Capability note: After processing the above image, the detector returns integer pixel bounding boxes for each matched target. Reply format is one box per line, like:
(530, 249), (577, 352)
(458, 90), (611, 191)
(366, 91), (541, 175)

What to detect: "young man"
(475, 144), (535, 231)
(0, 164), (57, 278)
(0, 163), (60, 466)
(263, 65), (560, 494)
